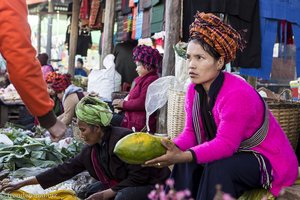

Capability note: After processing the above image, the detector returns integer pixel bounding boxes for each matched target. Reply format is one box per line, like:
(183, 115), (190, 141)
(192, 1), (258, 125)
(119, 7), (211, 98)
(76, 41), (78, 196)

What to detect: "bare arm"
(0, 177), (38, 193)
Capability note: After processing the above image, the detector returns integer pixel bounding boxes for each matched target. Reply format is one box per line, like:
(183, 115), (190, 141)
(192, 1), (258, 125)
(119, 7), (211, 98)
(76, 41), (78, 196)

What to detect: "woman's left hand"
(85, 189), (116, 200)
(112, 99), (124, 109)
(143, 138), (193, 168)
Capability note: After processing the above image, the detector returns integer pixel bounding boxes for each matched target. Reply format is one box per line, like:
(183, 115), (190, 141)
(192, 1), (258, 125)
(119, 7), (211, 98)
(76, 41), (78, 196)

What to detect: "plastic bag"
(145, 76), (175, 131)
(87, 54), (121, 101)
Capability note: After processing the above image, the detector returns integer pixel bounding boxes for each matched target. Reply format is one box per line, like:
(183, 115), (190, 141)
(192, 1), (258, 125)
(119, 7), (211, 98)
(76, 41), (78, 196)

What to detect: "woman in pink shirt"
(145, 13), (298, 199)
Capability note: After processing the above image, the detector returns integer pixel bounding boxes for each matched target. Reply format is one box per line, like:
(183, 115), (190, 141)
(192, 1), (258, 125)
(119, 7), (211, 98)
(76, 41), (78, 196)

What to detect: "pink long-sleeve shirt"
(174, 72), (298, 196)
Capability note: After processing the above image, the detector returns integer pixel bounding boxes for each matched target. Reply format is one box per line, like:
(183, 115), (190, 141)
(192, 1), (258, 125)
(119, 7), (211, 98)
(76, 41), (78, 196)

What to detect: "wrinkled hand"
(112, 99), (124, 109)
(48, 119), (67, 142)
(86, 189), (116, 200)
(143, 138), (193, 168)
(0, 179), (23, 193)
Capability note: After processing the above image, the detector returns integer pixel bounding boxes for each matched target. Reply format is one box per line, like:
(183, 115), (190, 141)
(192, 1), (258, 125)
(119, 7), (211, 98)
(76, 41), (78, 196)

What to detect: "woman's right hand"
(0, 180), (24, 193)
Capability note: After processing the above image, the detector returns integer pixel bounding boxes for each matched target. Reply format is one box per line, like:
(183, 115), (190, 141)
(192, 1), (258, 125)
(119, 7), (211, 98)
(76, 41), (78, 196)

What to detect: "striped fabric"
(239, 100), (269, 150)
(192, 94), (272, 189)
(189, 12), (246, 64)
(192, 93), (202, 144)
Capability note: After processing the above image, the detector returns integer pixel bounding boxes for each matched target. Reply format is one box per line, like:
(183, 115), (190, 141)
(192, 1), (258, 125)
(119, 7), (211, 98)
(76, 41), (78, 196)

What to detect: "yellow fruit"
(113, 132), (167, 164)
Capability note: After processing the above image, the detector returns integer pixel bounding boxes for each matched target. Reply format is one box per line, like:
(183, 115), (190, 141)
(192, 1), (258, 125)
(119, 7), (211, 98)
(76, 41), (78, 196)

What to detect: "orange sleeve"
(0, 0), (54, 117)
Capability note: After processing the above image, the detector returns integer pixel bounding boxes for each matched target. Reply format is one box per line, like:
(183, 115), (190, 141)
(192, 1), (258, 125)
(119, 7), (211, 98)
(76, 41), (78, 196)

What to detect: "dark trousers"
(82, 181), (154, 200)
(115, 185), (154, 200)
(171, 152), (262, 200)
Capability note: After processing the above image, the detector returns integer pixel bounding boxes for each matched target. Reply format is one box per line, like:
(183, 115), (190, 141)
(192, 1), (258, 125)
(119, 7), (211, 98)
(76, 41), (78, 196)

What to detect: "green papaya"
(113, 132), (167, 164)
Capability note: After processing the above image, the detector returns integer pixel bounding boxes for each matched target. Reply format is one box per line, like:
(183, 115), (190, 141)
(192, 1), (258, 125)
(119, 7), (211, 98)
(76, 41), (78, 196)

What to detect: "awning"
(26, 0), (47, 5)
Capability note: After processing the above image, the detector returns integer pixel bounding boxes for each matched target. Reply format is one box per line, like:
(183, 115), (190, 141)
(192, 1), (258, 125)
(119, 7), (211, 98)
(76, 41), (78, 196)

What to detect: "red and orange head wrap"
(189, 12), (245, 64)
(51, 73), (72, 93)
(45, 72), (60, 84)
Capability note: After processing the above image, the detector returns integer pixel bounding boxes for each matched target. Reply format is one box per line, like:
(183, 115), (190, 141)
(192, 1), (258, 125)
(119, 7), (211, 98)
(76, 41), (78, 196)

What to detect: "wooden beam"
(158, 0), (181, 134)
(46, 0), (53, 59)
(162, 0), (181, 76)
(100, 0), (115, 69)
(37, 13), (42, 54)
(68, 0), (80, 76)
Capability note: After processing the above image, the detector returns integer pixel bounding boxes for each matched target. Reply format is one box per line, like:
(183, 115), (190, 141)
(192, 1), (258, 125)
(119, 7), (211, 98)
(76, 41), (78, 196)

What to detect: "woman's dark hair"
(37, 53), (49, 66)
(189, 38), (225, 70)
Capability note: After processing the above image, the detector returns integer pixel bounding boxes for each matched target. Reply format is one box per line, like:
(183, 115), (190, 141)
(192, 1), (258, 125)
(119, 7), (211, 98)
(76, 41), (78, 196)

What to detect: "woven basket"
(266, 98), (300, 150)
(167, 89), (186, 139)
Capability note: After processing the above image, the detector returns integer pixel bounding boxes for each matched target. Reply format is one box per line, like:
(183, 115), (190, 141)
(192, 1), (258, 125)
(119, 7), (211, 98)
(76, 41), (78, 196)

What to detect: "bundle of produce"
(114, 132), (167, 164)
(0, 127), (83, 171)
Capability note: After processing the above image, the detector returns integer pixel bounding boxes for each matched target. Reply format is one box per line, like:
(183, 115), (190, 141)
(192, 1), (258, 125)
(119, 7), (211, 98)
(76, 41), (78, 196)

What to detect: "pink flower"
(166, 179), (175, 188)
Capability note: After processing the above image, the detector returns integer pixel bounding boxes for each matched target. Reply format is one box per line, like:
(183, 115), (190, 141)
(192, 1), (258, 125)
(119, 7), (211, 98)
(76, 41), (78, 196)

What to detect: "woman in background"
(112, 45), (162, 133)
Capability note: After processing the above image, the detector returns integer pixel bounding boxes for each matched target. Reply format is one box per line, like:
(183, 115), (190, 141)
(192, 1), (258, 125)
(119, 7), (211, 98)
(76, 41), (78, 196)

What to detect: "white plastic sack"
(87, 54), (121, 101)
(145, 76), (175, 132)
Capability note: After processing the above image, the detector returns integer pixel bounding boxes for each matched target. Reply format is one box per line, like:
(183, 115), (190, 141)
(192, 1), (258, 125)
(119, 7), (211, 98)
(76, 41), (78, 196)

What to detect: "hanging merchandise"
(151, 0), (164, 33)
(129, 0), (135, 8)
(116, 12), (125, 42)
(135, 11), (143, 40)
(121, 0), (131, 15)
(115, 0), (122, 11)
(142, 9), (151, 38)
(131, 6), (138, 40)
(79, 0), (89, 27)
(65, 26), (92, 57)
(240, 0), (300, 79)
(140, 0), (151, 10)
(182, 0), (261, 69)
(89, 0), (103, 30)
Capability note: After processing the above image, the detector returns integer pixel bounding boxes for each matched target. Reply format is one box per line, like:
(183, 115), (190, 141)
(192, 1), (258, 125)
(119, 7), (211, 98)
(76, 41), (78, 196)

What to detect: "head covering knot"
(132, 45), (162, 68)
(75, 96), (113, 126)
(51, 73), (72, 93)
(189, 12), (245, 63)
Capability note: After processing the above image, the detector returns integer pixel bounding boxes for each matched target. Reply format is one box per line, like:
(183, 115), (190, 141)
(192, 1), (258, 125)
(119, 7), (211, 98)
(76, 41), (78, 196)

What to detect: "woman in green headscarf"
(0, 96), (170, 200)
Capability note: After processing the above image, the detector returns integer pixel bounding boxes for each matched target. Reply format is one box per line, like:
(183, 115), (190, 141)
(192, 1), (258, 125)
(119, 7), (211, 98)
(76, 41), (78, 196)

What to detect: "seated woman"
(0, 96), (170, 200)
(45, 72), (63, 116)
(37, 53), (54, 80)
(50, 73), (87, 126)
(112, 45), (162, 133)
(144, 13), (298, 200)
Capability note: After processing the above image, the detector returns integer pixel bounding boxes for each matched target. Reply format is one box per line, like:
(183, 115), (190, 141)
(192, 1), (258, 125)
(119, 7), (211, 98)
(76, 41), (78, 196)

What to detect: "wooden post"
(68, 0), (80, 76)
(247, 76), (257, 89)
(158, 0), (181, 134)
(37, 13), (42, 54)
(100, 0), (115, 69)
(46, 0), (53, 59)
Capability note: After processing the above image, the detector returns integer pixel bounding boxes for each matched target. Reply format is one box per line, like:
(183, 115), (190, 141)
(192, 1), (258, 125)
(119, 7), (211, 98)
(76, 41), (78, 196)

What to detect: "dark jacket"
(122, 71), (159, 133)
(36, 126), (170, 192)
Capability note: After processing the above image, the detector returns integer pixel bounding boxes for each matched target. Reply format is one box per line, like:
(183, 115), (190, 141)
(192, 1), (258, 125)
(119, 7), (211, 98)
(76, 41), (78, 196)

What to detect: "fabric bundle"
(189, 12), (245, 64)
(75, 96), (113, 126)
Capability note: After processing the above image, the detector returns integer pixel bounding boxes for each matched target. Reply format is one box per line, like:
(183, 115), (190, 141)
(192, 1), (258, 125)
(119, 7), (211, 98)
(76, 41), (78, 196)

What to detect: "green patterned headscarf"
(75, 96), (113, 126)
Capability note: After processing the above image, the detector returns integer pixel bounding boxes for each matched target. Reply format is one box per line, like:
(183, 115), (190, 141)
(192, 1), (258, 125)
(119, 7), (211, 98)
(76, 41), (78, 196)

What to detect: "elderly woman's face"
(78, 120), (103, 145)
(187, 41), (223, 91)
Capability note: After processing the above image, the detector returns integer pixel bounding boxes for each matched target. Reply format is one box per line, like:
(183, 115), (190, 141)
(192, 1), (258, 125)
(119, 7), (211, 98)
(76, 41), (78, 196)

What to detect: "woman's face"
(47, 84), (55, 96)
(135, 61), (149, 77)
(77, 120), (103, 145)
(57, 92), (64, 100)
(186, 41), (223, 92)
